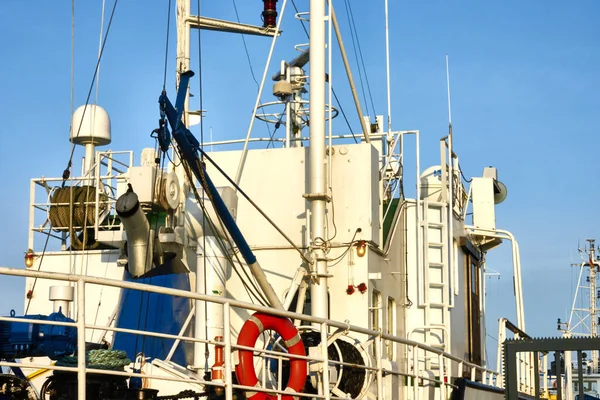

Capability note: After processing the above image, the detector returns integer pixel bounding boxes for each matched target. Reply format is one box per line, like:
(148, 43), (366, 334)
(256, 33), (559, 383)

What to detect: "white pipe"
(285, 64), (291, 148)
(223, 303), (233, 400)
(465, 226), (525, 330)
(166, 304), (195, 362)
(422, 201), (429, 306)
(321, 322), (331, 400)
(327, 0), (333, 206)
(235, 0), (288, 185)
(294, 281), (308, 326)
(308, 0), (329, 321)
(414, 131), (422, 305)
(408, 325), (451, 353)
(283, 268), (307, 310)
(384, 0), (392, 137)
(84, 143), (96, 177)
(49, 285), (75, 316)
(77, 280), (86, 399)
(447, 143), (454, 309)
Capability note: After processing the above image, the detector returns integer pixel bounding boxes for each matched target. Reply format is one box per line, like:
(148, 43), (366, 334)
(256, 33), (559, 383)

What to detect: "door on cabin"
(467, 254), (482, 365)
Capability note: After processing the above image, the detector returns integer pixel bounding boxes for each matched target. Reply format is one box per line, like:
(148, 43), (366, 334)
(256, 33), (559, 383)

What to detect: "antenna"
(446, 54), (452, 132)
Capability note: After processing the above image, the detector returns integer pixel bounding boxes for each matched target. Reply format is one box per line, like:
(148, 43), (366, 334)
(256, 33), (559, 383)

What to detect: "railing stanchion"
(224, 303), (233, 400)
(320, 322), (330, 400)
(412, 345), (419, 400)
(77, 279), (86, 399)
(376, 334), (383, 399)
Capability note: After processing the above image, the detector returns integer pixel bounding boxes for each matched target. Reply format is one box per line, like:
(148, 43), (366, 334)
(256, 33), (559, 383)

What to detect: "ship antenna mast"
(589, 239), (599, 369)
(446, 54), (453, 141)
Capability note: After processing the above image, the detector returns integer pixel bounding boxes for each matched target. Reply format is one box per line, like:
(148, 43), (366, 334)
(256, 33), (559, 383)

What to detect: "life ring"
(235, 312), (307, 400)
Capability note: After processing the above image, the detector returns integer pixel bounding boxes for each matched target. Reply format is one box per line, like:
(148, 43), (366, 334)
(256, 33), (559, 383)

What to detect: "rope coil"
(48, 186), (107, 249)
(55, 349), (131, 371)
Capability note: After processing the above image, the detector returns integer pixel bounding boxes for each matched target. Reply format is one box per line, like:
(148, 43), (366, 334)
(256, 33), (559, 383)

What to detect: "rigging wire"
(266, 105), (286, 149)
(94, 0), (106, 105)
(136, 141), (167, 358)
(71, 0), (75, 114)
(163, 0), (172, 91)
(62, 0), (119, 185)
(196, 148), (312, 266)
(28, 0), (119, 312)
(195, 0), (214, 370)
(342, 0), (375, 118)
(231, 0), (273, 139)
(291, 0), (309, 38)
(24, 234), (51, 315)
(179, 154), (269, 306)
(331, 87), (358, 144)
(457, 163), (472, 183)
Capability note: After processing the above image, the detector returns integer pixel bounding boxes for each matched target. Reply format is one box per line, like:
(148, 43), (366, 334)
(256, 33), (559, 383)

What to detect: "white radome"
(70, 104), (111, 146)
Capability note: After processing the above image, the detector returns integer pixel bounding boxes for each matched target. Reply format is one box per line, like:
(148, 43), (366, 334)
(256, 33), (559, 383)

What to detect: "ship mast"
(563, 239), (600, 372)
(307, 0), (329, 320)
(589, 239), (598, 368)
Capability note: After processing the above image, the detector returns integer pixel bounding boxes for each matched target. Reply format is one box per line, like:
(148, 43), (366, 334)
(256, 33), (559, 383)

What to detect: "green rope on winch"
(55, 349), (131, 371)
(48, 186), (107, 250)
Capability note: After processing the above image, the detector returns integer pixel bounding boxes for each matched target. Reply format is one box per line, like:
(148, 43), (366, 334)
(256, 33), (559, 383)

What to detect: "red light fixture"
(357, 283), (367, 294)
(262, 0), (278, 28)
(346, 285), (355, 295)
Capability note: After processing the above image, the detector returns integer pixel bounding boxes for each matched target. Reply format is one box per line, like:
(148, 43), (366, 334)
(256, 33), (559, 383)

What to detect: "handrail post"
(77, 279), (86, 399)
(223, 303), (233, 400)
(224, 303), (233, 400)
(320, 322), (330, 400)
(412, 345), (419, 399)
(376, 334), (383, 399)
(438, 353), (446, 399)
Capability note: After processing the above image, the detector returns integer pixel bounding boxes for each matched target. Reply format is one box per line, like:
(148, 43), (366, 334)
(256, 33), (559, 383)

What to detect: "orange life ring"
(235, 312), (307, 400)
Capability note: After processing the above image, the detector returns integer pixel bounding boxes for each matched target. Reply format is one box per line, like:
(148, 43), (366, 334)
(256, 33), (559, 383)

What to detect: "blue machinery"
(0, 310), (76, 360)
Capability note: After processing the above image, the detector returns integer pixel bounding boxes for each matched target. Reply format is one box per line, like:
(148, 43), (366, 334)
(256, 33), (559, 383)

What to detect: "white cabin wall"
(201, 143), (380, 336)
(23, 250), (123, 343)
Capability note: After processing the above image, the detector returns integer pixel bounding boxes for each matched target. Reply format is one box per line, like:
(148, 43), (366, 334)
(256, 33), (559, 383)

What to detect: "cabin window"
(386, 297), (396, 360)
(371, 290), (382, 331)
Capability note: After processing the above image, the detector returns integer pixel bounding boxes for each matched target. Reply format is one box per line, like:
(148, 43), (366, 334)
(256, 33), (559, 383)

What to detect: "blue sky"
(1, 0), (599, 368)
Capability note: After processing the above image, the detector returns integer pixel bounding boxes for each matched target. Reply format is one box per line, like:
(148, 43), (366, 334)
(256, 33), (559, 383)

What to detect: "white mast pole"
(177, 0), (211, 372)
(384, 0), (392, 137)
(309, 0), (329, 321)
(589, 239), (598, 370)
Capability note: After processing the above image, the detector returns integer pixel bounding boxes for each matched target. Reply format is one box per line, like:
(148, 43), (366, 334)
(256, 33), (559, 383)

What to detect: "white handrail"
(0, 265), (504, 399)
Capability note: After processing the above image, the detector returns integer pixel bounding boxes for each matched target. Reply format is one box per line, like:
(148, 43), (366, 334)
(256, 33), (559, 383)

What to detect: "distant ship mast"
(560, 239), (600, 371)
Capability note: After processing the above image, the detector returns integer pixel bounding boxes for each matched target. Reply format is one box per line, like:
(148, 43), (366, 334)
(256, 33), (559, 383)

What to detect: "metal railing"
(0, 265), (503, 399)
(28, 151), (133, 250)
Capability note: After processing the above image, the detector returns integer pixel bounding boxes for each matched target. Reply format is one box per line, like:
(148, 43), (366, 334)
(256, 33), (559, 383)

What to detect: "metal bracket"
(302, 193), (332, 202)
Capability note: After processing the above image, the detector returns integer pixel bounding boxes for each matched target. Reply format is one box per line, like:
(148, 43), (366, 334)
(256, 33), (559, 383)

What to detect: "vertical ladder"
(421, 199), (451, 352)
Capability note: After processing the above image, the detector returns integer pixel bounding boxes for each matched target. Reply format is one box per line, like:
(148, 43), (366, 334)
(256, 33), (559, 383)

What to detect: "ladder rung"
(428, 242), (444, 248)
(429, 282), (446, 288)
(428, 262), (444, 268)
(428, 222), (444, 228)
(429, 302), (447, 308)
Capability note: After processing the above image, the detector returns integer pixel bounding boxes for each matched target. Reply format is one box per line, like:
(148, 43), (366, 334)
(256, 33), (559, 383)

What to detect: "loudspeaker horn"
(494, 181), (508, 204)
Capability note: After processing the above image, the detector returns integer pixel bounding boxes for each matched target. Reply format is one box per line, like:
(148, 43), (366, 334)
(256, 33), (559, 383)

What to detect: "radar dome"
(420, 165), (443, 201)
(70, 104), (111, 146)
